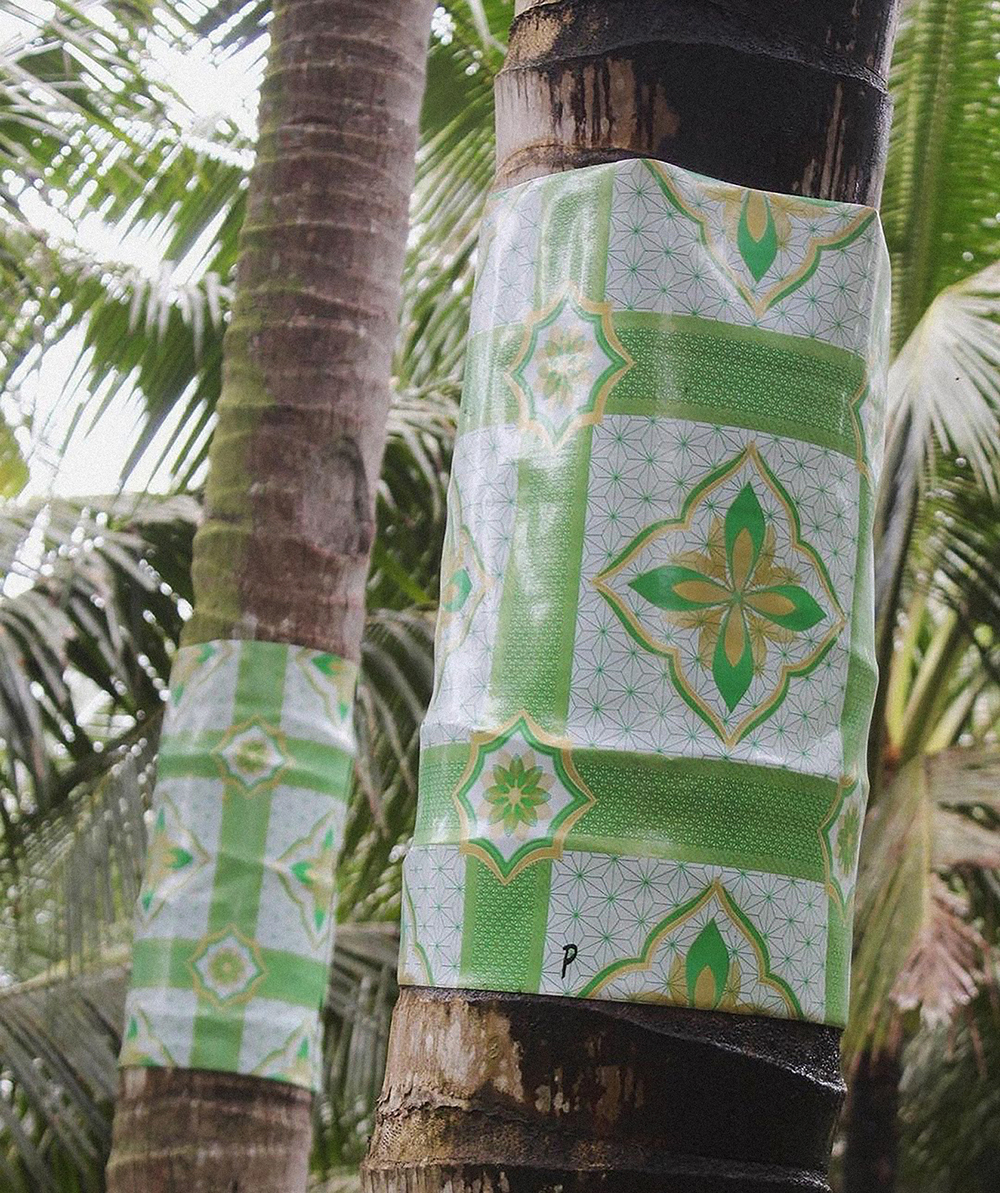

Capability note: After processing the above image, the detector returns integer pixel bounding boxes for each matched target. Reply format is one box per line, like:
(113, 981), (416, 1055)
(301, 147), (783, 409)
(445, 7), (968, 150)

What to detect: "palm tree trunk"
(363, 3), (900, 1191)
(105, 1), (434, 1190)
(843, 1050), (902, 1193)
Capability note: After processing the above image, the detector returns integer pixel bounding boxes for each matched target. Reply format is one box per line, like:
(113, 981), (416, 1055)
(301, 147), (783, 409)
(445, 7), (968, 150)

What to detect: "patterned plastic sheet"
(121, 640), (357, 1089)
(399, 157), (890, 1026)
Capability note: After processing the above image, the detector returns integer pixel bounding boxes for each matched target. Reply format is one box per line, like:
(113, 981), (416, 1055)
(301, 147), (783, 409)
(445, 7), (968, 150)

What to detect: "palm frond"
(846, 747), (1000, 1061)
(342, 609), (436, 922)
(0, 493), (194, 837)
(872, 0), (1000, 678)
(0, 925), (398, 1193)
(882, 0), (1000, 350)
(898, 978), (1000, 1192)
(1, 1), (500, 492)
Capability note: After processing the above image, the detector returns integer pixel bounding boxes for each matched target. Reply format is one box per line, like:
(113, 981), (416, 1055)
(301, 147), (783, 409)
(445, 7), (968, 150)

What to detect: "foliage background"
(0, 1), (998, 1189)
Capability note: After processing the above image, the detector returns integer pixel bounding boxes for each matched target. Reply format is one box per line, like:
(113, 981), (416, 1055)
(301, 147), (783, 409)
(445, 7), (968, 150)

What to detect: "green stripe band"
(121, 639), (358, 1090)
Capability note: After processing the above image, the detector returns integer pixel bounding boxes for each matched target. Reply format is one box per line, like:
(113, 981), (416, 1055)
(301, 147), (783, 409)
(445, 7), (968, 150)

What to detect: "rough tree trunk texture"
(363, 2), (901, 1192)
(105, 1), (435, 1190)
(842, 1049), (902, 1193)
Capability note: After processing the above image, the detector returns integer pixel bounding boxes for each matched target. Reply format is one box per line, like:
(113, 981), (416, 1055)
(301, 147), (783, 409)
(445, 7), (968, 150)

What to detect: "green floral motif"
(452, 713), (595, 883)
(485, 751), (552, 833)
(737, 190), (779, 281)
(506, 289), (632, 449)
(681, 919), (737, 1010)
(582, 879), (802, 1018)
(137, 797), (209, 920)
(441, 566), (472, 613)
(629, 483), (824, 711)
(836, 804), (861, 871)
(536, 328), (590, 406)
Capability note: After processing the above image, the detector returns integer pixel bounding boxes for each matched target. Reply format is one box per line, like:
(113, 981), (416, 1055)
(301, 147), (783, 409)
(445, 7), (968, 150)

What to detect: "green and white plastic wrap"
(121, 640), (357, 1089)
(399, 158), (889, 1026)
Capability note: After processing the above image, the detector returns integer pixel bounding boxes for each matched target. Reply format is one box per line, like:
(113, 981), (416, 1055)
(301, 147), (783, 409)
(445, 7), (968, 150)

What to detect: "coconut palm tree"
(362, 1), (1000, 1190)
(96, 0), (438, 1185)
(0, 0), (997, 1190)
(365, 1), (902, 1188)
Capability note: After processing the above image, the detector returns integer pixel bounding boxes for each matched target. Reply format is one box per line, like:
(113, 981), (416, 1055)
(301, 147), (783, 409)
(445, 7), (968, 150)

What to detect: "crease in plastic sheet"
(399, 156), (890, 1026)
(120, 639), (357, 1089)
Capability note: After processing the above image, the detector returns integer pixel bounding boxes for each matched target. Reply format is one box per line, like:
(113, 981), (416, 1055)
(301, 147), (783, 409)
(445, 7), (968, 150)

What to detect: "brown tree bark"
(843, 1050), (902, 1193)
(363, 2), (901, 1191)
(105, 1), (435, 1190)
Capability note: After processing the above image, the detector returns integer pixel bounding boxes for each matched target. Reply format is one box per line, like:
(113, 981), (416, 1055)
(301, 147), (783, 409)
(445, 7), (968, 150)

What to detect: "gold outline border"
(594, 443), (847, 747)
(645, 161), (876, 319)
(583, 879), (801, 1017)
(505, 286), (634, 452)
(452, 711), (597, 885)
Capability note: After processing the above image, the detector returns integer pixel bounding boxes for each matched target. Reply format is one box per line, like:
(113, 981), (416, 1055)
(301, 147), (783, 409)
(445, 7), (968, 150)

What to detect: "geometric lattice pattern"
(402, 157), (889, 1027)
(121, 640), (356, 1089)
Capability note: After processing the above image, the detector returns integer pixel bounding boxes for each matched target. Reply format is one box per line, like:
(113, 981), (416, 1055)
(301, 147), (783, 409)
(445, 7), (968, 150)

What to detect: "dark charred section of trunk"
(496, 0), (900, 204)
(842, 1049), (901, 1193)
(364, 988), (843, 1191)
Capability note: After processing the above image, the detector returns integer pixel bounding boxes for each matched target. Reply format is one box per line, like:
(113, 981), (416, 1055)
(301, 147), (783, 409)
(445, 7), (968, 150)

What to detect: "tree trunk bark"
(842, 1049), (901, 1193)
(105, 1), (434, 1190)
(364, 2), (900, 1191)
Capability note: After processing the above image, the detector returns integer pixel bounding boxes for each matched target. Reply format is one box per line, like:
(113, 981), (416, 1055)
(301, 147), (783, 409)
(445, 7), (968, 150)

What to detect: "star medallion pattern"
(452, 714), (596, 883)
(506, 288), (632, 450)
(212, 717), (288, 795)
(190, 926), (266, 1007)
